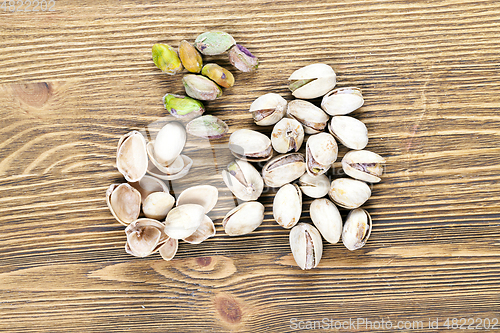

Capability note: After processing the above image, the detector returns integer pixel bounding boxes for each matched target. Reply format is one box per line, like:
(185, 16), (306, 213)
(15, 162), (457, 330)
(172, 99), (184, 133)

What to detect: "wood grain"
(1, 0), (500, 332)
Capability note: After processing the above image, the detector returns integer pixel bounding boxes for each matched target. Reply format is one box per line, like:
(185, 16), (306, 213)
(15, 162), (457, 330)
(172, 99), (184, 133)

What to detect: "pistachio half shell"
(310, 198), (342, 244)
(116, 131), (148, 182)
(129, 175), (169, 204)
(222, 159), (264, 201)
(183, 215), (216, 244)
(163, 94), (204, 120)
(328, 116), (368, 150)
(125, 219), (169, 257)
(249, 93), (287, 126)
(176, 185), (218, 213)
(195, 31), (235, 55)
(142, 192), (175, 220)
(271, 118), (304, 154)
(164, 204), (205, 239)
(288, 63), (336, 99)
(229, 129), (272, 162)
(289, 223), (323, 270)
(321, 87), (364, 116)
(152, 43), (183, 75)
(328, 178), (371, 209)
(342, 150), (386, 183)
(158, 237), (178, 261)
(286, 99), (329, 134)
(273, 183), (302, 229)
(228, 44), (258, 72)
(298, 173), (330, 198)
(222, 201), (264, 236)
(342, 208), (372, 251)
(262, 153), (306, 188)
(306, 133), (338, 176)
(106, 183), (141, 226)
(179, 40), (203, 73)
(201, 63), (235, 88)
(182, 74), (222, 101)
(146, 155), (193, 181)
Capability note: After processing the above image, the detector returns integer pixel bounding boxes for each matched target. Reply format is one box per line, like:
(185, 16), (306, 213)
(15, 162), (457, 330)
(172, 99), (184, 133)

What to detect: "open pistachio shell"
(129, 175), (169, 204)
(262, 153), (306, 188)
(229, 129), (272, 162)
(152, 122), (186, 167)
(116, 131), (148, 182)
(125, 219), (169, 257)
(186, 115), (228, 139)
(176, 185), (218, 213)
(305, 133), (338, 176)
(164, 204), (205, 239)
(273, 184), (302, 229)
(288, 64), (336, 99)
(342, 208), (372, 251)
(289, 223), (323, 270)
(142, 192), (175, 220)
(222, 201), (264, 236)
(271, 118), (304, 153)
(201, 63), (235, 88)
(249, 93), (287, 126)
(146, 155), (193, 181)
(222, 159), (264, 201)
(158, 237), (178, 261)
(179, 40), (203, 73)
(310, 198), (342, 244)
(194, 31), (235, 55)
(183, 74), (222, 101)
(341, 150), (386, 183)
(328, 178), (371, 209)
(298, 173), (330, 199)
(106, 183), (141, 226)
(183, 215), (216, 244)
(328, 116), (368, 150)
(321, 87), (364, 116)
(286, 99), (329, 134)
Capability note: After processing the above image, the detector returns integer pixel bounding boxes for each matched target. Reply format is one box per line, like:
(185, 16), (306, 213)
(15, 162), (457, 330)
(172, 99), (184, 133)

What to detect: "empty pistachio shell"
(328, 116), (368, 150)
(321, 87), (364, 116)
(106, 183), (141, 226)
(152, 122), (186, 167)
(158, 237), (178, 261)
(129, 175), (169, 204)
(125, 219), (169, 257)
(164, 204), (205, 239)
(271, 118), (304, 153)
(328, 178), (371, 209)
(176, 185), (218, 213)
(201, 63), (235, 88)
(273, 184), (302, 229)
(229, 129), (272, 162)
(142, 192), (175, 220)
(286, 99), (329, 134)
(288, 64), (336, 99)
(183, 215), (216, 244)
(182, 74), (222, 101)
(310, 198), (342, 244)
(147, 155), (193, 181)
(163, 94), (204, 120)
(222, 159), (264, 201)
(289, 223), (323, 270)
(228, 44), (259, 72)
(194, 31), (235, 55)
(152, 43), (183, 75)
(178, 40), (203, 73)
(306, 133), (338, 176)
(222, 201), (264, 236)
(116, 131), (148, 182)
(249, 93), (287, 126)
(298, 173), (330, 198)
(342, 208), (372, 251)
(262, 153), (306, 188)
(185, 115), (228, 139)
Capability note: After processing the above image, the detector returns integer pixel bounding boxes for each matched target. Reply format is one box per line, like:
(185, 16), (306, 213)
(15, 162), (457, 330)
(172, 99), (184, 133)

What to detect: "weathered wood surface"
(1, 0), (499, 332)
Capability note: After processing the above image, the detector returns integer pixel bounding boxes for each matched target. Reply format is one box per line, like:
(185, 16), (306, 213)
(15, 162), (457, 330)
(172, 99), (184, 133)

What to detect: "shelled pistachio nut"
(229, 129), (272, 162)
(183, 215), (216, 244)
(222, 201), (264, 236)
(116, 131), (148, 182)
(142, 192), (175, 220)
(271, 118), (304, 154)
(286, 99), (329, 134)
(273, 183), (302, 229)
(328, 178), (371, 209)
(289, 223), (323, 270)
(182, 74), (222, 101)
(152, 43), (183, 75)
(163, 94), (204, 120)
(298, 173), (330, 198)
(306, 132), (338, 176)
(321, 87), (364, 116)
(106, 183), (141, 226)
(158, 238), (178, 261)
(150, 122), (186, 167)
(176, 185), (218, 213)
(164, 204), (205, 239)
(228, 44), (259, 72)
(201, 63), (235, 88)
(342, 208), (372, 251)
(222, 159), (264, 201)
(249, 93), (287, 126)
(179, 40), (203, 73)
(125, 219), (170, 257)
(186, 115), (228, 139)
(310, 198), (342, 244)
(194, 31), (235, 55)
(328, 116), (368, 150)
(288, 63), (336, 99)
(262, 153), (306, 188)
(147, 155), (193, 181)
(129, 175), (169, 204)
(342, 150), (386, 183)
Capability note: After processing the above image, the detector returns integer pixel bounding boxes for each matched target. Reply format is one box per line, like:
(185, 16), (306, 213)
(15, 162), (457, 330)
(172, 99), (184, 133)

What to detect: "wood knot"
(214, 294), (243, 324)
(196, 256), (212, 267)
(12, 82), (51, 108)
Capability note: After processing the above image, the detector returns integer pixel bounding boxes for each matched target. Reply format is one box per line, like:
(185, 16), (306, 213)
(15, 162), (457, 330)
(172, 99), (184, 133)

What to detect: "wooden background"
(1, 0), (499, 332)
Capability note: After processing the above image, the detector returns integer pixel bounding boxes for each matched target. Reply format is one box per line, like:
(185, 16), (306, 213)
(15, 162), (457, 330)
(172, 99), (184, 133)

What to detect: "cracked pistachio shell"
(271, 118), (304, 153)
(328, 116), (368, 150)
(222, 159), (264, 201)
(116, 131), (148, 182)
(262, 153), (306, 188)
(163, 94), (205, 120)
(298, 173), (330, 198)
(201, 63), (235, 88)
(186, 115), (228, 139)
(152, 43), (183, 75)
(183, 215), (216, 244)
(229, 129), (272, 162)
(158, 237), (178, 261)
(306, 133), (338, 176)
(152, 122), (186, 167)
(310, 198), (342, 244)
(222, 201), (264, 236)
(286, 99), (329, 134)
(342, 150), (386, 183)
(142, 192), (175, 220)
(176, 185), (218, 214)
(106, 183), (141, 226)
(228, 44), (259, 72)
(164, 204), (205, 239)
(328, 178), (371, 209)
(288, 63), (336, 99)
(194, 31), (235, 55)
(273, 184), (302, 229)
(179, 40), (203, 73)
(125, 219), (170, 257)
(289, 223), (323, 270)
(321, 87), (364, 116)
(342, 208), (372, 251)
(183, 74), (222, 101)
(249, 93), (287, 126)
(147, 155), (193, 181)
(129, 175), (169, 204)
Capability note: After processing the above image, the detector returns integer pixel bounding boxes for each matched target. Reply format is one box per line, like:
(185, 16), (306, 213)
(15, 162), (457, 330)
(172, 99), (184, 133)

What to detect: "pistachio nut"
(298, 173), (330, 198)
(158, 237), (178, 261)
(342, 150), (386, 183)
(222, 159), (264, 201)
(164, 204), (205, 239)
(125, 219), (169, 257)
(151, 122), (186, 167)
(249, 93), (287, 126)
(262, 153), (306, 188)
(194, 31), (235, 55)
(273, 183), (302, 229)
(321, 87), (364, 116)
(176, 185), (218, 213)
(129, 175), (169, 204)
(288, 63), (336, 99)
(163, 94), (205, 120)
(271, 118), (304, 153)
(310, 198), (342, 244)
(142, 192), (175, 220)
(185, 115), (228, 139)
(152, 43), (183, 75)
(328, 178), (371, 209)
(147, 155), (193, 181)
(342, 208), (372, 251)
(106, 183), (141, 226)
(328, 116), (368, 150)
(182, 74), (222, 101)
(286, 99), (329, 134)
(116, 131), (148, 182)
(178, 40), (203, 73)
(229, 129), (272, 162)
(183, 215), (216, 244)
(222, 201), (264, 236)
(201, 63), (235, 88)
(289, 223), (323, 270)
(228, 44), (259, 72)
(306, 133), (338, 176)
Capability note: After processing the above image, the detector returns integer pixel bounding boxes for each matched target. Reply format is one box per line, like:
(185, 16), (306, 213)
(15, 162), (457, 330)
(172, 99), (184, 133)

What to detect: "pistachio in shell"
(298, 173), (330, 199)
(222, 159), (264, 201)
(222, 201), (264, 236)
(305, 132), (338, 176)
(289, 223), (323, 270)
(341, 150), (386, 183)
(228, 129), (272, 162)
(152, 43), (183, 75)
(288, 63), (336, 99)
(186, 115), (228, 139)
(321, 87), (364, 116)
(164, 204), (205, 239)
(328, 178), (371, 209)
(106, 183), (141, 226)
(273, 183), (302, 229)
(201, 63), (235, 88)
(328, 116), (368, 150)
(286, 99), (329, 134)
(194, 31), (235, 55)
(310, 198), (342, 244)
(342, 208), (372, 251)
(182, 74), (222, 101)
(271, 118), (304, 154)
(163, 94), (204, 120)
(116, 131), (148, 182)
(228, 44), (259, 72)
(178, 40), (203, 73)
(261, 153), (306, 188)
(249, 93), (287, 126)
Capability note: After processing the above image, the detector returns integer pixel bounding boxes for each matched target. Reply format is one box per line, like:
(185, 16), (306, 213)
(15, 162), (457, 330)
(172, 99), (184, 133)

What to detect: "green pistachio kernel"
(201, 63), (235, 88)
(194, 31), (236, 56)
(163, 94), (205, 120)
(152, 43), (183, 75)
